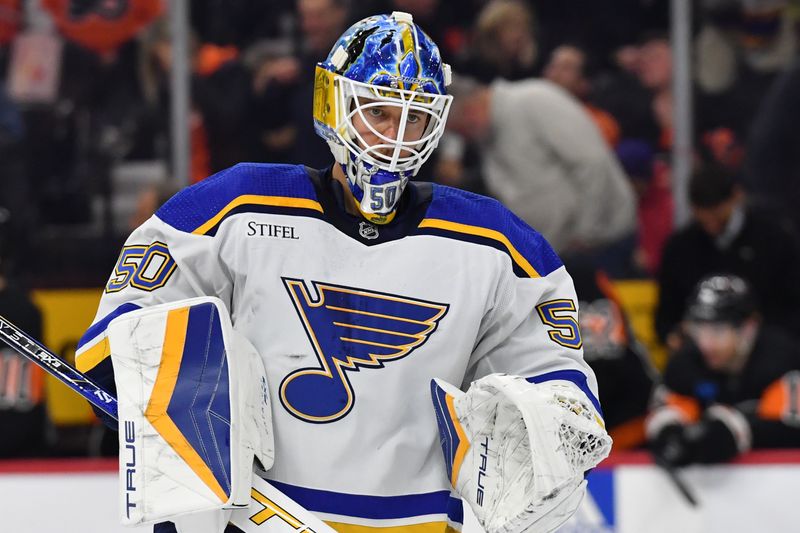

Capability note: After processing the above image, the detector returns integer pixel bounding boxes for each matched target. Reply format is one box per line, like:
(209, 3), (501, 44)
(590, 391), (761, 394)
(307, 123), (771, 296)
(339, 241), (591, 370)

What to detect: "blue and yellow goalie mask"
(313, 11), (453, 224)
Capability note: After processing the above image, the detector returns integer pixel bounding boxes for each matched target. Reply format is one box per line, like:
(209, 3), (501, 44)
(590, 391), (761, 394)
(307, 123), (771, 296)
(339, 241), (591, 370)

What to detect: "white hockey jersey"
(76, 163), (602, 532)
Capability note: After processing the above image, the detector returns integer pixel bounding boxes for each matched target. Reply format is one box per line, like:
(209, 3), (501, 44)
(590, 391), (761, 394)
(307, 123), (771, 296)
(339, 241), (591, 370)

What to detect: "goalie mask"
(313, 11), (453, 224)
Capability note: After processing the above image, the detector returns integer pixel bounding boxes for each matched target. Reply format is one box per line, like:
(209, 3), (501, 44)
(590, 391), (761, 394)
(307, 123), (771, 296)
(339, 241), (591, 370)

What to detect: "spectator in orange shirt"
(544, 44), (621, 147)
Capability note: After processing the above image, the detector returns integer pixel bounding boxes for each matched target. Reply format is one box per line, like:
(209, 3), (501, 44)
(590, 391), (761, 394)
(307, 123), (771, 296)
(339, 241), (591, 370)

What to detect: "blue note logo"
(280, 278), (449, 423)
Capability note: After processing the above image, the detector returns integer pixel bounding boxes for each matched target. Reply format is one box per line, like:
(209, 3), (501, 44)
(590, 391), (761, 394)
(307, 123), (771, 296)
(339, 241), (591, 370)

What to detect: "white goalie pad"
(108, 297), (274, 526)
(431, 374), (612, 533)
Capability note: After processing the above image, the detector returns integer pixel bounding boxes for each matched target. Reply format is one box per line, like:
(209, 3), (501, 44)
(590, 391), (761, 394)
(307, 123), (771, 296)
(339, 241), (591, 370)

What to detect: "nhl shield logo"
(358, 221), (379, 240)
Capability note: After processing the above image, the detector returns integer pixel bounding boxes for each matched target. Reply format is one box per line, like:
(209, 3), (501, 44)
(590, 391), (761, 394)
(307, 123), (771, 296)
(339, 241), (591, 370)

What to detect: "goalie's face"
(332, 83), (450, 223)
(350, 97), (429, 159)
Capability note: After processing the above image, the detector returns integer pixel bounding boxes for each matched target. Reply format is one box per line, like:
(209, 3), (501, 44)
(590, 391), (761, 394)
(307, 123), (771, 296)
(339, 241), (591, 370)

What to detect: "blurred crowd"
(0, 0), (799, 463)
(0, 0), (798, 282)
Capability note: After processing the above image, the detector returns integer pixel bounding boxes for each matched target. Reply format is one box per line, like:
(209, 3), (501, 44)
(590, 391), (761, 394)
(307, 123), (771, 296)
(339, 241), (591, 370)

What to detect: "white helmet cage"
(335, 76), (452, 177)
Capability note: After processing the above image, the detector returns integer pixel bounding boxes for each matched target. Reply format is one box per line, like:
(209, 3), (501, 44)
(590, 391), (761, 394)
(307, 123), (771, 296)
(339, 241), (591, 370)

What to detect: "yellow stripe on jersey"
(418, 218), (541, 278)
(193, 195), (324, 235)
(75, 336), (110, 373)
(145, 306), (229, 503)
(326, 522), (460, 533)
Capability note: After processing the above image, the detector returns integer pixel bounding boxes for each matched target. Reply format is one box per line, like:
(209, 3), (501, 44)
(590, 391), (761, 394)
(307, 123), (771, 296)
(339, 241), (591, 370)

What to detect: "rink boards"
(0, 451), (799, 532)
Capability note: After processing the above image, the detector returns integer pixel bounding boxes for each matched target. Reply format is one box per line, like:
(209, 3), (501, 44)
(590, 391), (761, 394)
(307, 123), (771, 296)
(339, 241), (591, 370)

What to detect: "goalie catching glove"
(431, 374), (612, 533)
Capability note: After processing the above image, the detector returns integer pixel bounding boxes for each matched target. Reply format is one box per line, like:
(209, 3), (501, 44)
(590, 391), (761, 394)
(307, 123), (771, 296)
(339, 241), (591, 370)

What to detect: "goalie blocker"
(432, 374), (612, 533)
(107, 297), (274, 527)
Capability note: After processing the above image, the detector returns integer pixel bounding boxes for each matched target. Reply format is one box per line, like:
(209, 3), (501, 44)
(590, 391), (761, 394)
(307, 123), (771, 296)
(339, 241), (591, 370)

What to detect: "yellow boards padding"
(613, 280), (667, 370)
(31, 288), (103, 426)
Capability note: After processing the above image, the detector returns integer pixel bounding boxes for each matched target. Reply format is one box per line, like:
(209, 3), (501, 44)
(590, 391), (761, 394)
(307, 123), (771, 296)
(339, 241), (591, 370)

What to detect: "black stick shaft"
(0, 315), (118, 420)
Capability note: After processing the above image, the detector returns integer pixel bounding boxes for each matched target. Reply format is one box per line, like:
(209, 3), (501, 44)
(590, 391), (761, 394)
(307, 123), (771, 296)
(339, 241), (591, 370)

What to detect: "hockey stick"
(653, 455), (699, 507)
(0, 314), (118, 419)
(0, 313), (334, 532)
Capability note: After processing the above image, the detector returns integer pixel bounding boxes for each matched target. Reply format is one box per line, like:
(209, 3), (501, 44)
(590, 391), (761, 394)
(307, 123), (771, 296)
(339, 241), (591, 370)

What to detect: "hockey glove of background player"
(649, 423), (692, 467)
(688, 405), (751, 464)
(650, 405), (751, 466)
(431, 374), (612, 533)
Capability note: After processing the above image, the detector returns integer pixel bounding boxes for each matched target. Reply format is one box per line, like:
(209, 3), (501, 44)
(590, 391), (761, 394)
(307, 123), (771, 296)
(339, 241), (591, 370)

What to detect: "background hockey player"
(647, 274), (800, 467)
(75, 12), (611, 533)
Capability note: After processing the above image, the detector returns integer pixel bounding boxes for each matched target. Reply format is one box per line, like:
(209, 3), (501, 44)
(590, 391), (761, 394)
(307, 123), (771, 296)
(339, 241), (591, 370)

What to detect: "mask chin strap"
(357, 178), (408, 224)
(342, 156), (408, 225)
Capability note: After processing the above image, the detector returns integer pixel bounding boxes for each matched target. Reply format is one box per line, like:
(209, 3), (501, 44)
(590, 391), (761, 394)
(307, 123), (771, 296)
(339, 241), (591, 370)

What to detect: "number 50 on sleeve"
(536, 299), (583, 349)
